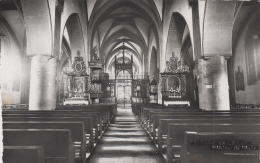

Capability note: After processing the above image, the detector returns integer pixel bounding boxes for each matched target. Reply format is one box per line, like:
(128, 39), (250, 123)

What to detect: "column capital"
(189, 0), (198, 7)
(56, 0), (64, 13)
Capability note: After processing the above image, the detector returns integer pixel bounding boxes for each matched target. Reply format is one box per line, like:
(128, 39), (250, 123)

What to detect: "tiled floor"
(86, 107), (166, 163)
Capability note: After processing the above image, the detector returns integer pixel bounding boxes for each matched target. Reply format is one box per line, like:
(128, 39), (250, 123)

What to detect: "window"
(245, 13), (260, 84)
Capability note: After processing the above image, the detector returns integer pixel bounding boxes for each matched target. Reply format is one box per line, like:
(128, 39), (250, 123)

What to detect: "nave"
(87, 107), (166, 163)
(1, 0), (260, 162)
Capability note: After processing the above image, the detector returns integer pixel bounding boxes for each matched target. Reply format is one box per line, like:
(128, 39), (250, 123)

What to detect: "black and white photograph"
(1, 0), (260, 162)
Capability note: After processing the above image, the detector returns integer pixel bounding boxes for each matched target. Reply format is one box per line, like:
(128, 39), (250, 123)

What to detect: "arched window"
(245, 12), (260, 84)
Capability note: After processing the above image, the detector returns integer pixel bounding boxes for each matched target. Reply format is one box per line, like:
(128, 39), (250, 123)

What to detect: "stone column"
(197, 56), (230, 111)
(29, 55), (57, 110)
(157, 81), (163, 104)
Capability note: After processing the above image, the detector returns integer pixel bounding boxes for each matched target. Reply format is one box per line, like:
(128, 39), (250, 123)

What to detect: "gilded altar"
(64, 52), (89, 105)
(160, 55), (190, 106)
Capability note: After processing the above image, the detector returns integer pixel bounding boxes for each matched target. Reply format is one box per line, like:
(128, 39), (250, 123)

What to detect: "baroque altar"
(160, 55), (190, 106)
(64, 52), (89, 105)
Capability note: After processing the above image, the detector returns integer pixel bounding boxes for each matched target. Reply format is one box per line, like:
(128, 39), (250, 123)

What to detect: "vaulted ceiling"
(1, 0), (163, 74)
(87, 0), (163, 73)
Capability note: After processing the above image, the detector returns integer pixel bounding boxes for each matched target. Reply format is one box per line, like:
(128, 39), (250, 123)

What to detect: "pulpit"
(88, 52), (103, 104)
(160, 55), (190, 106)
(64, 52), (89, 105)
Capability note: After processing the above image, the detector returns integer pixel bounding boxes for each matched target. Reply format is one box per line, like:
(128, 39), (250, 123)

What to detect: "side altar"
(160, 55), (190, 106)
(63, 52), (89, 105)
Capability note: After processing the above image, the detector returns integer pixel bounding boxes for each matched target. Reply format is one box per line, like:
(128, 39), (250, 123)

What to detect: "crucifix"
(123, 42), (125, 65)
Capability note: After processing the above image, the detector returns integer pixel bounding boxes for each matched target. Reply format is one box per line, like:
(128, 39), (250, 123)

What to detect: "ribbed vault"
(88, 0), (162, 76)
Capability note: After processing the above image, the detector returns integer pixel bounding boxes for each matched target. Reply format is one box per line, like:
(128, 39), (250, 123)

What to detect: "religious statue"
(77, 82), (83, 93)
(235, 66), (245, 91)
(67, 79), (71, 92)
(165, 61), (171, 72)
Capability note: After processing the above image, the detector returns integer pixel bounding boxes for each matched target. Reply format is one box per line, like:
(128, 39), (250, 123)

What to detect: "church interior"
(1, 0), (260, 162)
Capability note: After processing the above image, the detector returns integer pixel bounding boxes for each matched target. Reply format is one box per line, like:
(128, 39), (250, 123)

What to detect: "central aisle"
(87, 107), (167, 163)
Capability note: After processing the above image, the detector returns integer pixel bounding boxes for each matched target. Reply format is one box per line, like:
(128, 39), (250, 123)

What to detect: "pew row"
(132, 104), (260, 163)
(166, 123), (260, 163)
(181, 132), (260, 163)
(2, 112), (101, 138)
(3, 129), (74, 163)
(151, 112), (260, 140)
(2, 105), (117, 163)
(3, 121), (86, 163)
(3, 146), (45, 163)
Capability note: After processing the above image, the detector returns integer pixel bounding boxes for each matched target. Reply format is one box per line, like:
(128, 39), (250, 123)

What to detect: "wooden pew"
(3, 146), (45, 163)
(2, 113), (100, 141)
(166, 123), (260, 163)
(5, 105), (116, 129)
(139, 108), (199, 127)
(148, 109), (260, 124)
(2, 105), (117, 161)
(149, 111), (260, 138)
(158, 118), (257, 153)
(89, 103), (117, 118)
(140, 106), (198, 122)
(140, 105), (260, 120)
(181, 132), (260, 163)
(3, 121), (86, 162)
(3, 129), (74, 163)
(5, 103), (118, 118)
(2, 112), (101, 136)
(137, 106), (260, 136)
(141, 107), (260, 127)
(55, 108), (108, 126)
(56, 104), (117, 121)
(142, 110), (260, 143)
(57, 104), (118, 131)
(132, 103), (163, 117)
(2, 117), (94, 152)
(55, 109), (109, 130)
(157, 116), (260, 153)
(136, 105), (260, 162)
(3, 109), (110, 132)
